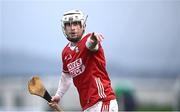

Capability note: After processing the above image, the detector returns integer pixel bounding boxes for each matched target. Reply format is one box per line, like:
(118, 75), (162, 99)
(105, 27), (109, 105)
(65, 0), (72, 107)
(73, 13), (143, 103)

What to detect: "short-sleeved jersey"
(62, 33), (116, 110)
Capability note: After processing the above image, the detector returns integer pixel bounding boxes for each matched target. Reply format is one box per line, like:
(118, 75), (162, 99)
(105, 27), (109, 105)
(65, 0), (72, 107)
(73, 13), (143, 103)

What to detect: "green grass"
(136, 104), (173, 111)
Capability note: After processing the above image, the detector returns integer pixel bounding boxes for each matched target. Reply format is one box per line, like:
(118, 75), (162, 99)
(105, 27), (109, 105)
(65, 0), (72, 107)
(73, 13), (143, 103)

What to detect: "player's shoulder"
(62, 43), (70, 56)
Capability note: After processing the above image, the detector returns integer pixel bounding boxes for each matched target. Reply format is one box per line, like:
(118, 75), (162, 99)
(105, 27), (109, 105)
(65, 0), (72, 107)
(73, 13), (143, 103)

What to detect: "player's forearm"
(55, 72), (72, 98)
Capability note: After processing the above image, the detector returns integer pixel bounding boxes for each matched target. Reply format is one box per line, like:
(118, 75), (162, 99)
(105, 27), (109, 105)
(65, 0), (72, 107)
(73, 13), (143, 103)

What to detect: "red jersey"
(62, 33), (116, 110)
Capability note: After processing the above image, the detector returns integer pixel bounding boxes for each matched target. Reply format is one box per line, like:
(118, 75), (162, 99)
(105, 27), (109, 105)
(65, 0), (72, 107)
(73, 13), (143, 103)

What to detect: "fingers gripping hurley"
(28, 76), (63, 112)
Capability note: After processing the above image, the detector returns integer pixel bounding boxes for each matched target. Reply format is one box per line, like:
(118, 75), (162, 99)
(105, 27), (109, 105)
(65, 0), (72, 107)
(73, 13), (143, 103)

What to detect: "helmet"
(61, 9), (88, 41)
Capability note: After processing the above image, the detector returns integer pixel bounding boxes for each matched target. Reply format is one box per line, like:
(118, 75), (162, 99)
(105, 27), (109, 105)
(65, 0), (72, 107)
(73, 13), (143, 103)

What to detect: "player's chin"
(68, 36), (81, 42)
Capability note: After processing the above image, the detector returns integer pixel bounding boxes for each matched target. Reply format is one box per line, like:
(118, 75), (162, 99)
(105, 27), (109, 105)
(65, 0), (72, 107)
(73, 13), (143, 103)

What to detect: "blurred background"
(0, 0), (180, 111)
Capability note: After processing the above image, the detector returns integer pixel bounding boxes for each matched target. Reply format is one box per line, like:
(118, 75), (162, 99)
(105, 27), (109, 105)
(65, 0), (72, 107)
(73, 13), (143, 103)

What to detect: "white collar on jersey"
(68, 33), (87, 51)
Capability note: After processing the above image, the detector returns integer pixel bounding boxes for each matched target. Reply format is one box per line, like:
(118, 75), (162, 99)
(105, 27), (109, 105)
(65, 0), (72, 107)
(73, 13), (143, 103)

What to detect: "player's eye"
(64, 21), (81, 27)
(72, 21), (81, 26)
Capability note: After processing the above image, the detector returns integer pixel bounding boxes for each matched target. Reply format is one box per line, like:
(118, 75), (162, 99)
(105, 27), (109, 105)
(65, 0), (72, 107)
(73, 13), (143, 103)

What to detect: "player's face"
(64, 21), (84, 43)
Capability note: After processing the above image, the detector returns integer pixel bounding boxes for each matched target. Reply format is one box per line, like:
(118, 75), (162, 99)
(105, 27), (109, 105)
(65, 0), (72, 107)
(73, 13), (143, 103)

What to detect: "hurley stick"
(28, 76), (63, 112)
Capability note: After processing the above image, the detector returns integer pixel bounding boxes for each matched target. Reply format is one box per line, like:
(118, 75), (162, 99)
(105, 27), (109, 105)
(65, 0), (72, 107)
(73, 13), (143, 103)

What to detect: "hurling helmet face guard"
(61, 9), (88, 42)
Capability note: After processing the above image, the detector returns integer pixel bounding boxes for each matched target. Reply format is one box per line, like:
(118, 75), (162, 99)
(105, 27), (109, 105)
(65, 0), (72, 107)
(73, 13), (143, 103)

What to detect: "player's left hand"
(90, 32), (104, 43)
(94, 33), (104, 42)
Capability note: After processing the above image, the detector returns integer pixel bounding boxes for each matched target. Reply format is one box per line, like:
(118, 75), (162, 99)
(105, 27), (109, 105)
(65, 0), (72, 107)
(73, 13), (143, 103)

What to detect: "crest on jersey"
(75, 47), (79, 53)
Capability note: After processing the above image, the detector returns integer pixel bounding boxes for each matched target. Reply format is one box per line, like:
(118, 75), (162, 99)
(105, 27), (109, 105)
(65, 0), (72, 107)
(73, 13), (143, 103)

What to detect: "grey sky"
(1, 0), (180, 74)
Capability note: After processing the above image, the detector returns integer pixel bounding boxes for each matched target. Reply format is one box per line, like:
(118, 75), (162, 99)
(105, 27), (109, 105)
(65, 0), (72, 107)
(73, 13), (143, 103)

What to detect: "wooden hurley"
(28, 76), (63, 112)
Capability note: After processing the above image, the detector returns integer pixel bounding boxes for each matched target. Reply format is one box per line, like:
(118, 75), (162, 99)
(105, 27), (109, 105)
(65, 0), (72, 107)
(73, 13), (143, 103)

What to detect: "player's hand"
(48, 95), (60, 110)
(90, 32), (104, 43)
(94, 33), (104, 42)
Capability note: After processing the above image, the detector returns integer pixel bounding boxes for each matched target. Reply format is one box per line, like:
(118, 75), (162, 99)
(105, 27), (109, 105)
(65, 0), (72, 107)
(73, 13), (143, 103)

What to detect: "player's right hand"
(48, 95), (60, 110)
